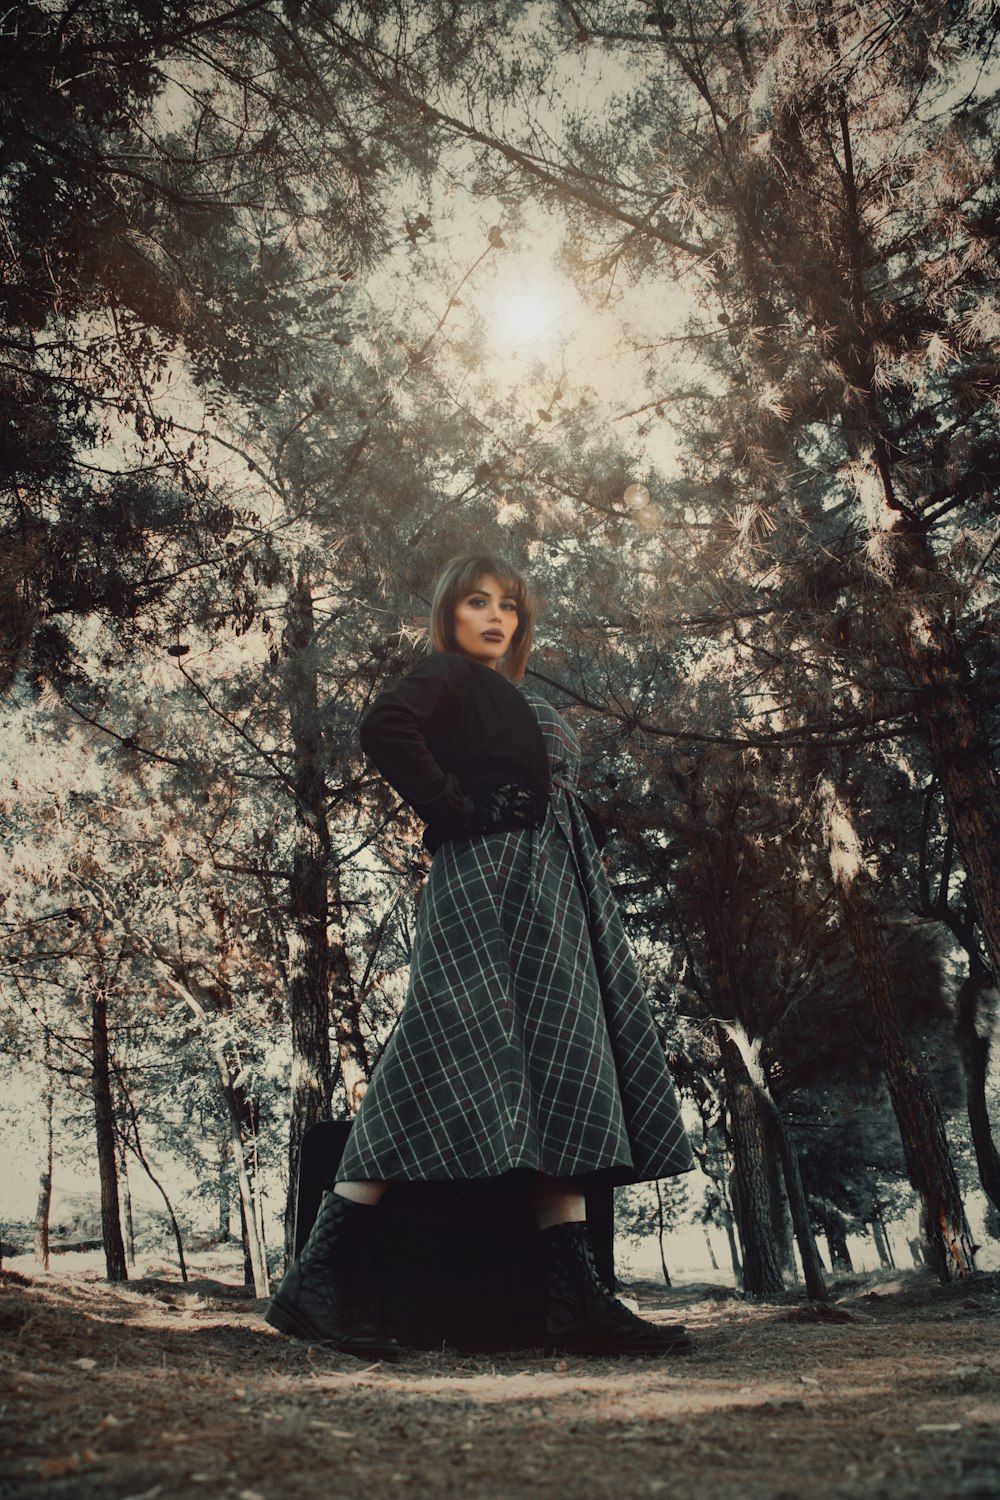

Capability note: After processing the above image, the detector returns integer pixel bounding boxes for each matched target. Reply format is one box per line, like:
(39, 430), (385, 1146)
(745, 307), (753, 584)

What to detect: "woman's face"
(452, 574), (519, 669)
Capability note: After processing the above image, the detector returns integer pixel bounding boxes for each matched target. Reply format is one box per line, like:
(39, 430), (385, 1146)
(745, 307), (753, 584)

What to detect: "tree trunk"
(763, 1100), (828, 1302)
(653, 1181), (672, 1287)
(703, 1226), (720, 1272)
(125, 1142), (189, 1282)
(222, 1078), (269, 1296)
(119, 1148), (136, 1267)
(823, 1218), (853, 1273)
(954, 968), (1000, 1216)
(768, 1141), (795, 1277)
(720, 1193), (743, 1287)
(283, 569), (335, 1263)
(693, 1132), (742, 1285)
(34, 1028), (54, 1271)
(239, 1192), (254, 1287)
(833, 105), (1000, 1011)
(92, 991), (127, 1282)
(329, 866), (370, 1113)
(721, 1035), (786, 1297)
(870, 1214), (893, 1269)
(820, 782), (975, 1280)
(217, 1138), (231, 1241)
(891, 568), (1000, 1001)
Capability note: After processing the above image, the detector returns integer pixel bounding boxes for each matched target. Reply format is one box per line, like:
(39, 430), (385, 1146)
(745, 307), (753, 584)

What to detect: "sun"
(485, 270), (577, 356)
(496, 287), (562, 345)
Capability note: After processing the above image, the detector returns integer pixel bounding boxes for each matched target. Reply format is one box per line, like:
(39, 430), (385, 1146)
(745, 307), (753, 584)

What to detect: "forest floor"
(1, 1254), (998, 1500)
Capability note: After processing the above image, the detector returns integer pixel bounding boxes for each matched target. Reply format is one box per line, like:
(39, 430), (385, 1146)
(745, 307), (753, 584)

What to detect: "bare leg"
(334, 1180), (388, 1207)
(534, 1176), (586, 1230)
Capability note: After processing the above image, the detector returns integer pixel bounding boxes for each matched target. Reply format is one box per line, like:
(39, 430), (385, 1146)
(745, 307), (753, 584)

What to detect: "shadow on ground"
(2, 1267), (998, 1500)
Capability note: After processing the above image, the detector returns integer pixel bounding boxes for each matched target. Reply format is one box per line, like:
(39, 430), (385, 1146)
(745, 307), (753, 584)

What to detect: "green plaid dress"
(337, 690), (693, 1185)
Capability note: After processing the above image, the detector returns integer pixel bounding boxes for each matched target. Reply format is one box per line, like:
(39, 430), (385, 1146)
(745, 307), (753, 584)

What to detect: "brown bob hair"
(429, 553), (535, 682)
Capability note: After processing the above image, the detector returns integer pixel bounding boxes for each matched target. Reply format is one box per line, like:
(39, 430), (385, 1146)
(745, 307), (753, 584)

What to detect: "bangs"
(455, 560), (527, 607)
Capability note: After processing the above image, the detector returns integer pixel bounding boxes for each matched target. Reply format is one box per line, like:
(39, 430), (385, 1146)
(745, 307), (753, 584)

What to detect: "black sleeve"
(359, 652), (474, 832)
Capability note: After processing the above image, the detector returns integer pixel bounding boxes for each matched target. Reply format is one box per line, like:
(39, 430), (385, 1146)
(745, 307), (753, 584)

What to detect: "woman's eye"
(502, 602), (517, 611)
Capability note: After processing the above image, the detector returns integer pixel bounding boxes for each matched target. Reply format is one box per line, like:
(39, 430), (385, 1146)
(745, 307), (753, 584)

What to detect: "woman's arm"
(359, 652), (474, 833)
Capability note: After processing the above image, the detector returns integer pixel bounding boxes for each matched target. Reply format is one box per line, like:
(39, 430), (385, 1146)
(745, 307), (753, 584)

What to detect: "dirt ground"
(2, 1257), (998, 1500)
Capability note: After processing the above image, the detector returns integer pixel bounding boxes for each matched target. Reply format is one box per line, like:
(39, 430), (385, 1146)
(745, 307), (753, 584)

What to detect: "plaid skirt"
(337, 692), (693, 1185)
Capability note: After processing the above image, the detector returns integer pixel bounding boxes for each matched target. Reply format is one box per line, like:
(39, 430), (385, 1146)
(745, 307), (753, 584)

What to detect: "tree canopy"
(2, 0), (998, 1294)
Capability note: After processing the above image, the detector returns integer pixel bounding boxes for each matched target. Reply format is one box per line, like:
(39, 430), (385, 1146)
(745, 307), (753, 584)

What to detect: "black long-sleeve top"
(359, 650), (552, 852)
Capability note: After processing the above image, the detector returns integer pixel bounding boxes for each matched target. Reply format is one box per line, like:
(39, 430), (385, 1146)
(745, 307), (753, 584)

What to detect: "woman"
(266, 554), (694, 1358)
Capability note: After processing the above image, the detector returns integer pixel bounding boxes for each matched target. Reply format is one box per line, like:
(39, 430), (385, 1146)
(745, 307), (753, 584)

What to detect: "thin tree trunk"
(693, 1133), (741, 1285)
(138, 951), (268, 1294)
(874, 1203), (897, 1268)
(222, 1078), (269, 1296)
(823, 1219), (853, 1272)
(247, 1097), (268, 1279)
(34, 1026), (53, 1271)
(870, 1211), (894, 1270)
(283, 569), (335, 1263)
(217, 1134), (231, 1241)
(123, 1139), (188, 1283)
(703, 1226), (720, 1272)
(653, 1181), (672, 1288)
(762, 1100), (828, 1302)
(133, 1149), (188, 1283)
(955, 968), (1000, 1216)
(721, 1034), (785, 1297)
(113, 1062), (188, 1280)
(119, 1148), (136, 1267)
(721, 1194), (743, 1287)
(820, 782), (975, 1280)
(768, 1139), (795, 1277)
(239, 1192), (254, 1287)
(329, 867), (369, 1113)
(92, 991), (127, 1282)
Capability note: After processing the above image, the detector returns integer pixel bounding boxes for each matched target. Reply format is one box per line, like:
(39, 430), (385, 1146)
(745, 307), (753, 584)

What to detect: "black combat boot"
(542, 1221), (691, 1356)
(265, 1191), (400, 1359)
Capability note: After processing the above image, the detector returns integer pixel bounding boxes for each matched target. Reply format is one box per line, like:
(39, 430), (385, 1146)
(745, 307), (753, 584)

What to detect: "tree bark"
(870, 1214), (893, 1270)
(119, 1148), (136, 1266)
(721, 1034), (786, 1297)
(845, 882), (972, 1278)
(34, 1027), (53, 1271)
(222, 1077), (268, 1295)
(820, 783), (975, 1280)
(762, 1100), (828, 1302)
(92, 991), (127, 1282)
(890, 563), (1000, 1001)
(833, 106), (1000, 1013)
(217, 1135), (231, 1241)
(954, 967), (1000, 1216)
(239, 1192), (255, 1287)
(822, 1217), (853, 1273)
(283, 568), (335, 1262)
